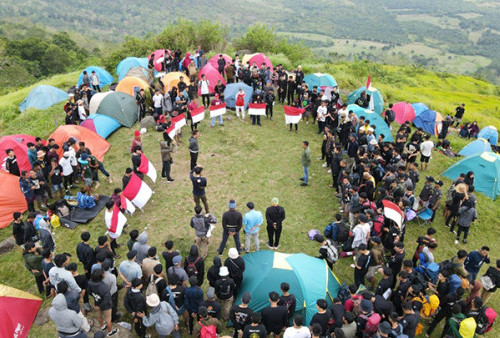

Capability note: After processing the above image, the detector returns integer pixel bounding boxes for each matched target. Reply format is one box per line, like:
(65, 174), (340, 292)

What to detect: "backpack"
(337, 222), (350, 243)
(420, 295), (440, 318)
(324, 222), (335, 239)
(476, 307), (497, 334)
(386, 109), (395, 123)
(438, 258), (459, 275)
(448, 274), (462, 295)
(186, 257), (201, 277)
(425, 262), (440, 284)
(445, 185), (455, 206)
(371, 215), (384, 237)
(390, 324), (409, 338)
(321, 240), (338, 265)
(458, 317), (477, 338)
(145, 275), (163, 298)
(199, 318), (217, 338)
(360, 312), (381, 336)
(337, 284), (351, 304)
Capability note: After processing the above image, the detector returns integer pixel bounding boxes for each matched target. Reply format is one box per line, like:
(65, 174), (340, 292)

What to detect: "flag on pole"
(0, 284), (42, 338)
(284, 106), (305, 124)
(123, 173), (153, 209)
(190, 106), (205, 124)
(248, 103), (266, 116)
(382, 200), (404, 227)
(366, 74), (371, 90)
(210, 103), (226, 118)
(138, 153), (157, 183)
(120, 194), (136, 214)
(105, 204), (126, 238)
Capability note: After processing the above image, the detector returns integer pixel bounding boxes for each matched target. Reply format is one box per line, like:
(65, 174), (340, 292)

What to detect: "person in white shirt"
(59, 151), (74, 193)
(152, 90), (163, 116)
(198, 74), (211, 107)
(284, 314), (311, 338)
(351, 214), (371, 268)
(316, 101), (328, 134)
(77, 100), (87, 121)
(420, 134), (435, 170)
(90, 70), (100, 92)
(49, 253), (82, 293)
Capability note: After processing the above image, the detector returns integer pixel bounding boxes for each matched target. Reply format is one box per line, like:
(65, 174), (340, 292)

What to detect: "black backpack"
(337, 284), (351, 304)
(186, 257), (201, 277)
(337, 222), (350, 243)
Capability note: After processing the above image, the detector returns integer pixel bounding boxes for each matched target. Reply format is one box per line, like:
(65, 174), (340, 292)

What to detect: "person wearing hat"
(265, 197), (286, 250)
(261, 291), (288, 337)
(243, 202), (263, 253)
(192, 305), (223, 338)
(131, 130), (142, 154)
(314, 234), (338, 269)
(200, 287), (222, 320)
(366, 236), (385, 290)
(429, 180), (443, 222)
(184, 275), (204, 335)
(225, 248), (245, 293)
(78, 153), (93, 188)
(119, 250), (142, 288)
(137, 293), (181, 338)
(376, 321), (393, 337)
(230, 292), (253, 337)
(167, 255), (188, 287)
(217, 199), (243, 255)
(124, 278), (147, 337)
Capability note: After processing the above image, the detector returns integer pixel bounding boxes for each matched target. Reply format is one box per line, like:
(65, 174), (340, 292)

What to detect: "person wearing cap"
(192, 305), (223, 338)
(167, 255), (189, 287)
(230, 291), (253, 337)
(200, 287), (222, 320)
(314, 234), (338, 269)
(309, 298), (332, 337)
(124, 278), (146, 337)
(184, 275), (204, 334)
(243, 202), (263, 253)
(265, 197), (286, 250)
(190, 206), (211, 259)
(283, 314), (310, 338)
(261, 291), (288, 337)
(217, 199), (243, 255)
(119, 250), (142, 288)
(78, 153), (93, 188)
(214, 266), (236, 321)
(354, 243), (372, 287)
(366, 236), (385, 290)
(131, 130), (142, 154)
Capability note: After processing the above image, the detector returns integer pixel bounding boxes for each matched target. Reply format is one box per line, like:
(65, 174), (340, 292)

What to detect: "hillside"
(0, 0), (500, 82)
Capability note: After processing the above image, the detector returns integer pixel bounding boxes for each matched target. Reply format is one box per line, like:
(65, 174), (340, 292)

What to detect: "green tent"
(235, 251), (341, 325)
(89, 91), (138, 128)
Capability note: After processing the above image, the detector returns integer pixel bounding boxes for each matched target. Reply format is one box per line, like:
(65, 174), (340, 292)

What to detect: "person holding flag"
(131, 146), (144, 180)
(284, 104), (304, 133)
(137, 152), (157, 183)
(210, 93), (224, 128)
(104, 200), (126, 258)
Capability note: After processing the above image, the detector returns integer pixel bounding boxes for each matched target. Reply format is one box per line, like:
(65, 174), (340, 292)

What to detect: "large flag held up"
(284, 106), (305, 124)
(190, 106), (205, 124)
(105, 204), (126, 238)
(210, 103), (226, 118)
(120, 194), (136, 214)
(123, 173), (153, 209)
(248, 103), (266, 116)
(0, 284), (42, 338)
(138, 153), (157, 183)
(167, 113), (187, 139)
(382, 200), (405, 227)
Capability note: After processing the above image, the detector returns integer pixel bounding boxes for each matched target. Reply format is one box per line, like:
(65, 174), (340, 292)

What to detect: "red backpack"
(477, 307), (497, 334)
(186, 257), (201, 277)
(360, 312), (381, 336)
(199, 318), (217, 338)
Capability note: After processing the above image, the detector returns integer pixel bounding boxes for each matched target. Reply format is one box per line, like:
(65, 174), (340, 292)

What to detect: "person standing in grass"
(191, 206), (211, 259)
(189, 130), (200, 171)
(190, 166), (209, 213)
(420, 134), (434, 171)
(300, 141), (311, 187)
(243, 202), (263, 253)
(217, 200), (242, 255)
(266, 198), (286, 250)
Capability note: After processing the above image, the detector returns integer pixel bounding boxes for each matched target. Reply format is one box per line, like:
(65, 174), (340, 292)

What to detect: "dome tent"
(477, 126), (498, 146)
(411, 103), (429, 117)
(161, 72), (191, 92)
(0, 134), (41, 173)
(18, 85), (68, 113)
(148, 49), (167, 72)
(49, 125), (110, 162)
(242, 53), (274, 72)
(0, 172), (28, 228)
(80, 114), (121, 139)
(458, 138), (492, 157)
(413, 109), (438, 135)
(347, 104), (393, 142)
(77, 66), (114, 88)
(224, 83), (253, 109)
(347, 86), (384, 115)
(442, 151), (500, 200)
(89, 91), (138, 128)
(392, 102), (416, 124)
(208, 54), (232, 70)
(115, 76), (150, 98)
(235, 251), (340, 325)
(197, 64), (225, 95)
(304, 73), (337, 89)
(116, 57), (149, 81)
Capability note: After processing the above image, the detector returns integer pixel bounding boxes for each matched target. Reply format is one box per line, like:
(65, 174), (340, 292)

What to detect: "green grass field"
(1, 66), (500, 336)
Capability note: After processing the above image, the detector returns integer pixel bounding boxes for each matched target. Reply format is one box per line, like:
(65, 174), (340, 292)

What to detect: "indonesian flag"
(167, 113), (187, 139)
(382, 200), (405, 227)
(248, 103), (266, 116)
(105, 205), (126, 238)
(210, 103), (226, 118)
(0, 284), (42, 338)
(190, 106), (205, 124)
(123, 173), (153, 209)
(366, 74), (371, 89)
(138, 153), (157, 183)
(284, 106), (305, 124)
(166, 123), (176, 140)
(120, 194), (136, 214)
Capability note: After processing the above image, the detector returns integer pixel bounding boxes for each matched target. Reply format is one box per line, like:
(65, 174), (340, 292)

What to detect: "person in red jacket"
(131, 130), (142, 153)
(235, 88), (245, 119)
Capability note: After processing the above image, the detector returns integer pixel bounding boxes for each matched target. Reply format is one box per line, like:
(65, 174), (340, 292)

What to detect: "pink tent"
(208, 54), (232, 70)
(392, 102), (416, 124)
(243, 53), (273, 72)
(198, 64), (226, 94)
(148, 50), (166, 72)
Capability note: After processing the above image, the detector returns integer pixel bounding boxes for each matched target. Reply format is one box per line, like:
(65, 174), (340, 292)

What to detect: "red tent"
(208, 54), (232, 70)
(0, 284), (42, 337)
(198, 64), (226, 95)
(49, 125), (110, 162)
(148, 49), (166, 72)
(0, 135), (35, 173)
(392, 102), (416, 125)
(243, 53), (274, 72)
(0, 172), (27, 228)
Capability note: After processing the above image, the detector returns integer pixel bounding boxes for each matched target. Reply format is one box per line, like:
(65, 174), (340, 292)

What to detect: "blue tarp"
(458, 138), (492, 157)
(18, 85), (68, 112)
(347, 86), (384, 115)
(347, 104), (393, 142)
(77, 66), (114, 88)
(80, 114), (121, 139)
(411, 103), (429, 117)
(477, 126), (498, 146)
(304, 73), (337, 89)
(413, 109), (437, 135)
(116, 57), (149, 81)
(224, 83), (253, 109)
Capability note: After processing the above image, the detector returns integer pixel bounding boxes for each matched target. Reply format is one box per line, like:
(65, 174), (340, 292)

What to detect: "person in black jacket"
(286, 76), (296, 104)
(124, 278), (147, 337)
(76, 231), (96, 280)
(207, 256), (222, 288)
(225, 248), (246, 295)
(183, 245), (205, 286)
(481, 259), (500, 305)
(217, 199), (242, 255)
(131, 146), (144, 180)
(88, 269), (117, 336)
(11, 212), (25, 247)
(265, 198), (286, 249)
(23, 212), (38, 245)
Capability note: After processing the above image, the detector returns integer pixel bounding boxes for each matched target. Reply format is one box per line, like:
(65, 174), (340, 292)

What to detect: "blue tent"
(77, 66), (114, 88)
(347, 104), (393, 142)
(413, 109), (437, 135)
(224, 83), (253, 109)
(304, 73), (337, 89)
(442, 152), (500, 200)
(458, 138), (492, 157)
(477, 126), (498, 146)
(347, 86), (384, 115)
(116, 57), (149, 81)
(80, 114), (121, 139)
(411, 103), (429, 117)
(18, 85), (68, 113)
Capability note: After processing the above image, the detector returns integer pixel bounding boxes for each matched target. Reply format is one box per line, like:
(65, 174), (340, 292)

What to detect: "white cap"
(228, 248), (239, 259)
(219, 266), (229, 277)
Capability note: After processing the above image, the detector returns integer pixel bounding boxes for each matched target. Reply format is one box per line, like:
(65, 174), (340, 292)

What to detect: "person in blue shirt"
(465, 246), (491, 282)
(243, 202), (263, 253)
(27, 142), (38, 168)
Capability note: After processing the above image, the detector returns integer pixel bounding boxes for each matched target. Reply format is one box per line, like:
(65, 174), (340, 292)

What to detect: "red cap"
(134, 130), (141, 137)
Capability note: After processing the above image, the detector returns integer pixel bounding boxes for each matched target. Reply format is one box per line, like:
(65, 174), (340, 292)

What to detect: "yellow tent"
(115, 76), (150, 97)
(161, 72), (191, 92)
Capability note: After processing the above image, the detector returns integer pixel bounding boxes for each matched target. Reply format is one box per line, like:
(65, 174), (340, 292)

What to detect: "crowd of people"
(6, 47), (500, 338)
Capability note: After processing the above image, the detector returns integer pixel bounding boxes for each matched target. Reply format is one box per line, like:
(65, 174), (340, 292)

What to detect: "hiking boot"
(107, 329), (119, 336)
(299, 177), (304, 181)
(300, 183), (308, 186)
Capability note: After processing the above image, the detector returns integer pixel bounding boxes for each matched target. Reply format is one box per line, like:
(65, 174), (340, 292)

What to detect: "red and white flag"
(120, 194), (136, 214)
(248, 103), (266, 116)
(190, 106), (205, 124)
(138, 153), (157, 183)
(284, 106), (305, 124)
(105, 204), (126, 238)
(366, 74), (371, 90)
(210, 103), (226, 118)
(123, 173), (153, 209)
(166, 123), (176, 139)
(167, 113), (187, 139)
(382, 200), (404, 227)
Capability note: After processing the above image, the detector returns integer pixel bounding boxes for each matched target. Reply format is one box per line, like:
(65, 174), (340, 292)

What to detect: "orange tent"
(161, 72), (191, 92)
(0, 172), (27, 228)
(115, 76), (150, 97)
(49, 125), (110, 162)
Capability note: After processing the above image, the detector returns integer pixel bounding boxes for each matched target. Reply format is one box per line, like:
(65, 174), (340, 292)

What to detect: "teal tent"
(235, 251), (341, 325)
(80, 114), (121, 139)
(19, 85), (68, 112)
(304, 73), (337, 89)
(116, 57), (149, 81)
(77, 66), (114, 88)
(477, 126), (498, 146)
(347, 104), (393, 142)
(442, 152), (500, 200)
(411, 103), (429, 117)
(458, 138), (492, 157)
(89, 91), (138, 128)
(347, 86), (384, 115)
